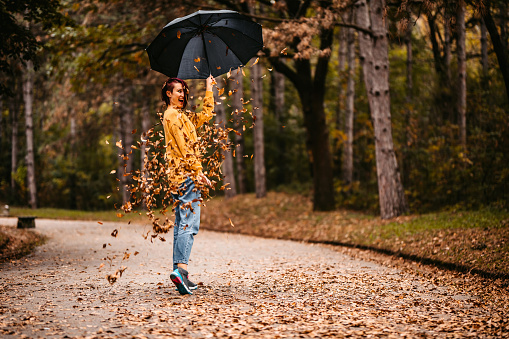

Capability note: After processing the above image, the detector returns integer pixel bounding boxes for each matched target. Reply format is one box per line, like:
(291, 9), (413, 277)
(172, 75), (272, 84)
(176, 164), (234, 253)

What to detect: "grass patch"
(7, 207), (146, 223)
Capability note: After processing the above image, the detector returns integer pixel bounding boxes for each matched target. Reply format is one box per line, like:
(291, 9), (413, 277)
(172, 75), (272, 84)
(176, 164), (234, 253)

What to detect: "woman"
(161, 75), (214, 295)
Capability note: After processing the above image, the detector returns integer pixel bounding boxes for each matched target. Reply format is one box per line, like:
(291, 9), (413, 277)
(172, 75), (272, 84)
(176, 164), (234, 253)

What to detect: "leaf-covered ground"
(0, 218), (507, 338)
(0, 225), (46, 263)
(201, 192), (509, 278)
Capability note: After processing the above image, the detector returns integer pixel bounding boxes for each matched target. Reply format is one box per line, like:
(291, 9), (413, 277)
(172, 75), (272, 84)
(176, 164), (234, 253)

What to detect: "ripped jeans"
(171, 177), (201, 270)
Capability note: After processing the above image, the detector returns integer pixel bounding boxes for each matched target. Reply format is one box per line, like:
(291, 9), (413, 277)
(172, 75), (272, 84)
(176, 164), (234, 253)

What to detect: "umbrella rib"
(200, 33), (211, 76)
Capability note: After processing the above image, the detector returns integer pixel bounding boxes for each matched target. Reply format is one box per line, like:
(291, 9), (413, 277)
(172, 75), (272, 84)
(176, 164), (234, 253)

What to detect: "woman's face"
(167, 82), (185, 109)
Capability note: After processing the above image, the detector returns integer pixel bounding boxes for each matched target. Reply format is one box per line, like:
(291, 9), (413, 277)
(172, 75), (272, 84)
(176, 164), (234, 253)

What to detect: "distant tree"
(356, 0), (408, 218)
(457, 0), (467, 146)
(251, 59), (267, 198)
(342, 10), (357, 189)
(230, 69), (247, 193)
(23, 59), (37, 208)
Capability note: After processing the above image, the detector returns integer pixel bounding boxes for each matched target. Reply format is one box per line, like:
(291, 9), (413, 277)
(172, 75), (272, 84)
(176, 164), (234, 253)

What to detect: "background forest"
(0, 0), (508, 217)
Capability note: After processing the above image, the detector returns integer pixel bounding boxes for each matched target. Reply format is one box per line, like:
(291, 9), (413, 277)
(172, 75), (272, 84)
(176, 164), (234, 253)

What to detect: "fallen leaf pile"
(201, 192), (509, 278)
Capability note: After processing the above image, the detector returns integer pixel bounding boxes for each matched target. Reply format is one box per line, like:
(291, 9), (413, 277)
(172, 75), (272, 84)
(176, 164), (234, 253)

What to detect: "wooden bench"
(17, 216), (37, 229)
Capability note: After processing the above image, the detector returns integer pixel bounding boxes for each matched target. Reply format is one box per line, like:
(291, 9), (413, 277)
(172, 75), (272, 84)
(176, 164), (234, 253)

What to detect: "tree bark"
(457, 0), (467, 147)
(337, 27), (347, 130)
(251, 60), (266, 198)
(444, 11), (452, 86)
(141, 94), (151, 174)
(403, 10), (413, 186)
(23, 60), (37, 209)
(231, 69), (246, 194)
(215, 87), (237, 198)
(116, 86), (134, 204)
(342, 21), (356, 187)
(273, 69), (287, 185)
(480, 18), (489, 79)
(271, 28), (336, 210)
(480, 0), (509, 102)
(356, 0), (407, 219)
(9, 92), (19, 199)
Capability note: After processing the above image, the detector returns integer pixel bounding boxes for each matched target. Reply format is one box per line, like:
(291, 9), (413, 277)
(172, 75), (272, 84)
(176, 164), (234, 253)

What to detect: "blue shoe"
(170, 268), (192, 295)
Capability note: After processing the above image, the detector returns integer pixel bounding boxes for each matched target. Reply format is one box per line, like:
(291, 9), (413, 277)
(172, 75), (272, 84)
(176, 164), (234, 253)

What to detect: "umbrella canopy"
(146, 10), (263, 79)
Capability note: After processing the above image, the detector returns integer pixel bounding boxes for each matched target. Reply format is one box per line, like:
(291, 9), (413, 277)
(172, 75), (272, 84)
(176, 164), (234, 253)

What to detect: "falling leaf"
(194, 65), (200, 72)
(218, 88), (225, 96)
(98, 221), (103, 225)
(281, 47), (288, 55)
(110, 170), (116, 174)
(102, 243), (107, 248)
(111, 229), (118, 237)
(134, 251), (139, 256)
(216, 66), (221, 70)
(116, 213), (124, 218)
(107, 195), (111, 199)
(194, 57), (201, 62)
(229, 218), (235, 227)
(252, 57), (259, 66)
(177, 30), (181, 39)
(116, 140), (123, 149)
(132, 129), (137, 134)
(98, 263), (105, 269)
(105, 140), (109, 144)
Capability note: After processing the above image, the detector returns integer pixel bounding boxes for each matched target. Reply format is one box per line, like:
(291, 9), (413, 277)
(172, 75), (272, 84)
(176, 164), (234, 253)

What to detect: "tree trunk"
(270, 29), (336, 211)
(444, 12), (452, 86)
(499, 1), (508, 52)
(481, 18), (489, 79)
(251, 60), (266, 198)
(10, 94), (19, 199)
(337, 27), (347, 130)
(23, 60), (37, 209)
(356, 0), (407, 219)
(231, 69), (246, 194)
(342, 22), (356, 187)
(215, 88), (237, 198)
(141, 95), (150, 174)
(273, 69), (287, 185)
(0, 97), (3, 147)
(480, 0), (509, 103)
(457, 0), (467, 147)
(403, 10), (414, 186)
(116, 87), (134, 204)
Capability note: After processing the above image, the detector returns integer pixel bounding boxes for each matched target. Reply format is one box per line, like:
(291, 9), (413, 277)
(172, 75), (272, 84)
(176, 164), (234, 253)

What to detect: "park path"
(0, 217), (501, 338)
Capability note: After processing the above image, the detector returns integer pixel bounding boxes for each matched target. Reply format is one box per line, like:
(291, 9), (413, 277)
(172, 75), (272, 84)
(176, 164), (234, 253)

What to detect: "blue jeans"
(172, 178), (201, 270)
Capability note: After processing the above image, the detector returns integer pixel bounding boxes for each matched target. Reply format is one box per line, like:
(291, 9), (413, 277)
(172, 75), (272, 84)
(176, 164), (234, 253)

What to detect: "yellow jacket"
(162, 90), (214, 184)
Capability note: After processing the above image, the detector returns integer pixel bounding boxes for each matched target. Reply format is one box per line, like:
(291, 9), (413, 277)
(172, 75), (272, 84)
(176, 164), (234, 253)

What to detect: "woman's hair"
(161, 78), (189, 109)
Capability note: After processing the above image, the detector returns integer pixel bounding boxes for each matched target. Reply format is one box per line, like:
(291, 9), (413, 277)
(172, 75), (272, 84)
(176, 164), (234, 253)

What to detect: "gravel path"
(0, 218), (502, 338)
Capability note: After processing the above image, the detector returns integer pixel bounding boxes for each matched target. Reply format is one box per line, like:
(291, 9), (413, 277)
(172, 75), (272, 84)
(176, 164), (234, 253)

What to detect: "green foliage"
(0, 0), (73, 95)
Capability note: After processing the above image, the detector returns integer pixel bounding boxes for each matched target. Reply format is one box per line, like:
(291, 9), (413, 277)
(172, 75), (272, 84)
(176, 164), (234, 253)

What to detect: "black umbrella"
(146, 10), (263, 79)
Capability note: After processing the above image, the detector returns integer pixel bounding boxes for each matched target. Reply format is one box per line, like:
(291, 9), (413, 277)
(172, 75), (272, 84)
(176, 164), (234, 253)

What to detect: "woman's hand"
(206, 75), (215, 92)
(197, 172), (212, 187)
